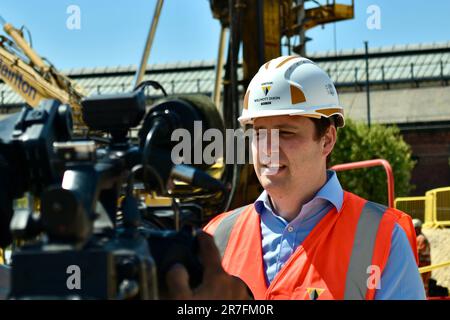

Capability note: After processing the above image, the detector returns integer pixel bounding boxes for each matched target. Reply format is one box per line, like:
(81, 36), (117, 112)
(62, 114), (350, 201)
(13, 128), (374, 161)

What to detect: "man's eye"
(280, 131), (294, 136)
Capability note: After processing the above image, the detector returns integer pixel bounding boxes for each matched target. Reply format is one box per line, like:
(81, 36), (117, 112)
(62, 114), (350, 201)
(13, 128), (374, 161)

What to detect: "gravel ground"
(422, 227), (450, 290)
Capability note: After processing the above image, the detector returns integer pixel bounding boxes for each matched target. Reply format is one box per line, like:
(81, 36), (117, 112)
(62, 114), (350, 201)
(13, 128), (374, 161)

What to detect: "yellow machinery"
(0, 1), (355, 212)
(210, 0), (354, 88)
(0, 15), (86, 127)
(209, 0), (355, 207)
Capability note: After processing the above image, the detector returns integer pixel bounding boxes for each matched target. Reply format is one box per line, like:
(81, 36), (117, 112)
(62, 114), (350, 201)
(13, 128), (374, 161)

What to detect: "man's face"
(252, 115), (334, 199)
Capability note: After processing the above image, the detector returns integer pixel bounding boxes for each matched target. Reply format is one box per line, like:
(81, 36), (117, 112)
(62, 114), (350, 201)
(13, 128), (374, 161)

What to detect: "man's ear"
(322, 125), (337, 157)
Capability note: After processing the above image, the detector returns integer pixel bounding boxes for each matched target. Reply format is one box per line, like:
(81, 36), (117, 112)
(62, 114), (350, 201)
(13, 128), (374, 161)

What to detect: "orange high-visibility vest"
(204, 191), (418, 300)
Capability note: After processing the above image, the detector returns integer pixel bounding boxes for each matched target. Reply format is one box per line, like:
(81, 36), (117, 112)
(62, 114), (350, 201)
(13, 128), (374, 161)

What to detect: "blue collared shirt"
(254, 170), (426, 300)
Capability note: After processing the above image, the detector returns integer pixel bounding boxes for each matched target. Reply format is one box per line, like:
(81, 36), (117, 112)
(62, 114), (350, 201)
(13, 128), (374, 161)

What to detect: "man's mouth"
(260, 163), (286, 175)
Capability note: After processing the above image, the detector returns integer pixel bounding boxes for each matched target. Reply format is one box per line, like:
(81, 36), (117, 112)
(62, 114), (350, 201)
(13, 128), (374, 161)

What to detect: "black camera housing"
(0, 88), (223, 299)
(0, 100), (72, 247)
(81, 90), (146, 133)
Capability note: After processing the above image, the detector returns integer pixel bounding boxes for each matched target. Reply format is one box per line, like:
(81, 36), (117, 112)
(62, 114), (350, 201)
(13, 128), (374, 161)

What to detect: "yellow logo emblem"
(261, 85), (271, 96)
(306, 288), (325, 300)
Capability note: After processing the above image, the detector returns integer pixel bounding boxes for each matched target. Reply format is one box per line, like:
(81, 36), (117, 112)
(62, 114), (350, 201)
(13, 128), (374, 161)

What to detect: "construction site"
(0, 0), (449, 300)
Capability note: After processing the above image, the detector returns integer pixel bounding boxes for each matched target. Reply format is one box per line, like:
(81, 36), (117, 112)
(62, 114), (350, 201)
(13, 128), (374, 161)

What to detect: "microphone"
(170, 164), (224, 192)
(144, 149), (224, 194)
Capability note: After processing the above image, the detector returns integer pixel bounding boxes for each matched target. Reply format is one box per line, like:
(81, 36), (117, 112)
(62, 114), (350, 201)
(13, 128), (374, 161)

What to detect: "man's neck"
(268, 170), (328, 222)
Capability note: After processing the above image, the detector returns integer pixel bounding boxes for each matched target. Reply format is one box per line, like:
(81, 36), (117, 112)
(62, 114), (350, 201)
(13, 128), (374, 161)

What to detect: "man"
(413, 218), (431, 296)
(168, 56), (425, 300)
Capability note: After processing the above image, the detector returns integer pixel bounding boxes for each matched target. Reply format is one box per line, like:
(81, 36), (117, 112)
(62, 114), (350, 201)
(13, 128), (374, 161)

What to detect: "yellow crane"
(0, 15), (86, 127)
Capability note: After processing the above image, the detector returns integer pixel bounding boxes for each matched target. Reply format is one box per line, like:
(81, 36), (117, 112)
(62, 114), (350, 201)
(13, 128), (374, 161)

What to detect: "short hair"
(310, 116), (337, 168)
(311, 116), (335, 141)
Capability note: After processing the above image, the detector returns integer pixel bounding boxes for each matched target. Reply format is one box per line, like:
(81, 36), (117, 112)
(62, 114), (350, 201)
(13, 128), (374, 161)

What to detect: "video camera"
(0, 82), (227, 299)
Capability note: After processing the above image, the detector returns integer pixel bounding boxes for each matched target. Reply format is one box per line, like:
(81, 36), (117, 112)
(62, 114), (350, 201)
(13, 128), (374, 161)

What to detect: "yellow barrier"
(395, 187), (450, 228)
(394, 196), (428, 222)
(427, 187), (450, 227)
(394, 195), (435, 228)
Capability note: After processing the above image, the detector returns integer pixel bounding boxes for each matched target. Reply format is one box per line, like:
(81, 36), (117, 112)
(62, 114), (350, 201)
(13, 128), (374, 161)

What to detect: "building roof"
(1, 41), (449, 125)
(316, 41), (450, 85)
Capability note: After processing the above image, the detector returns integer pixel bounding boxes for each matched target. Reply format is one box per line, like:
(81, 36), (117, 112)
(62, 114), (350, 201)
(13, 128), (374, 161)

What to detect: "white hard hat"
(413, 219), (423, 228)
(239, 55), (344, 127)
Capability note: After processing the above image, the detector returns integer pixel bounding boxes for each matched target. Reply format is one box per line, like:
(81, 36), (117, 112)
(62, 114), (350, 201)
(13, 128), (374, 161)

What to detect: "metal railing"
(326, 59), (449, 85)
(0, 56), (448, 108)
(0, 77), (216, 107)
(331, 158), (395, 207)
(84, 78), (215, 96)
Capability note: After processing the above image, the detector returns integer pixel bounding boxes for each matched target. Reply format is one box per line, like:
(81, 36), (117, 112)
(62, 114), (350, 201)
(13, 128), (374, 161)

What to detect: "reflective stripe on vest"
(213, 205), (249, 259)
(344, 201), (386, 299)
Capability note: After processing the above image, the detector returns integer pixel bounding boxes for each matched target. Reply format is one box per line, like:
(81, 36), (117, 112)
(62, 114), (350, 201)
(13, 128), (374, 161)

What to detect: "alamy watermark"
(367, 265), (381, 290)
(66, 5), (81, 30)
(170, 121), (281, 175)
(366, 5), (381, 30)
(66, 264), (81, 290)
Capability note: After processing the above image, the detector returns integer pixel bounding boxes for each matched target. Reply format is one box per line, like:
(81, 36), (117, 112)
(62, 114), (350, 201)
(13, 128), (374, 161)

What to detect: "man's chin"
(260, 177), (287, 193)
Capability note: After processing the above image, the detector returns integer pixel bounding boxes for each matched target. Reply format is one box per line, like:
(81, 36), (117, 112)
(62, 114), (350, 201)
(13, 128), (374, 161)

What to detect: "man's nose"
(257, 130), (280, 158)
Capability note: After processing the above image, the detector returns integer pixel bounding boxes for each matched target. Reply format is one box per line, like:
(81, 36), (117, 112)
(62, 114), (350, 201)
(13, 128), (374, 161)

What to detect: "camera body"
(10, 233), (157, 299)
(0, 100), (72, 247)
(0, 87), (222, 299)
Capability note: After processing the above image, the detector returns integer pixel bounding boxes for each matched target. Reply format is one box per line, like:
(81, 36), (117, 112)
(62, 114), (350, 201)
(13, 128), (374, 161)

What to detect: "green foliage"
(330, 119), (416, 205)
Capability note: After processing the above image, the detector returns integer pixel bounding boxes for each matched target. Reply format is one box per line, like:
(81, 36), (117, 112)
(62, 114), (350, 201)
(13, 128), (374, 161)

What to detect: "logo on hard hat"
(261, 82), (273, 96)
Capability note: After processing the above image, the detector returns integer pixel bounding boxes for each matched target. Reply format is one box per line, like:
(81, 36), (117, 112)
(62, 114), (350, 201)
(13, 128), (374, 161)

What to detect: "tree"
(330, 119), (415, 205)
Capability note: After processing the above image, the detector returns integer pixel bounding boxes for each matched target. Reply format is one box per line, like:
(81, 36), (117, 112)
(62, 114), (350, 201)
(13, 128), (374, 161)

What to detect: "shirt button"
(287, 226), (294, 233)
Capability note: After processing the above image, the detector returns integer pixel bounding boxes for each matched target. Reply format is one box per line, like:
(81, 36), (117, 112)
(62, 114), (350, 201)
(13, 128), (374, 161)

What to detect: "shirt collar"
(315, 170), (344, 212)
(254, 190), (272, 214)
(254, 170), (344, 215)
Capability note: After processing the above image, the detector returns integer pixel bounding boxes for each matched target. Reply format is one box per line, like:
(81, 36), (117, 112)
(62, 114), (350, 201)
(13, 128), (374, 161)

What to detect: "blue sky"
(1, 0), (449, 70)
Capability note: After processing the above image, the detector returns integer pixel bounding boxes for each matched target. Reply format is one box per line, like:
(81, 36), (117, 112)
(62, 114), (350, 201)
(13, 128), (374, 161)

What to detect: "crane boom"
(0, 16), (86, 127)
